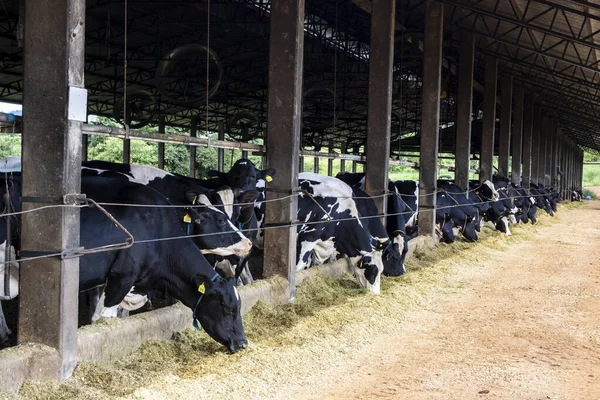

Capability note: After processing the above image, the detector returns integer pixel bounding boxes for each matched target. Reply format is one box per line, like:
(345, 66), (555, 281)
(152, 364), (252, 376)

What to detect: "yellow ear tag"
(198, 283), (206, 294)
(266, 175), (273, 182)
(183, 214), (192, 223)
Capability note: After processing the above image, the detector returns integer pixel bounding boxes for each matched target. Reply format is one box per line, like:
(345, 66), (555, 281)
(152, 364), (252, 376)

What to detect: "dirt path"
(287, 201), (600, 400)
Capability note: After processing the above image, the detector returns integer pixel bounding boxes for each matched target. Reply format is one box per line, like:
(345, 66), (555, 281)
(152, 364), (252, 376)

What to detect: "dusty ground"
(16, 201), (600, 400)
(289, 201), (600, 400)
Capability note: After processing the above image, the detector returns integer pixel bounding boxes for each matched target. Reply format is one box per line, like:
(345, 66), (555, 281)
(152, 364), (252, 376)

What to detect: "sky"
(0, 101), (21, 114)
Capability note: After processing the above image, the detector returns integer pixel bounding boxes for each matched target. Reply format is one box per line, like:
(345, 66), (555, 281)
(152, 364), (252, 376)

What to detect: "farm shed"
(0, 0), (594, 390)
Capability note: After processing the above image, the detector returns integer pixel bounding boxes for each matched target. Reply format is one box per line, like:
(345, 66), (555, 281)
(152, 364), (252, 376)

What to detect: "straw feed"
(16, 203), (574, 399)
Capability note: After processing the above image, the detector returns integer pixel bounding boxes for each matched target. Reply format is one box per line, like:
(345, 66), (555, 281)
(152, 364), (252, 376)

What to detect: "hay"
(16, 205), (572, 399)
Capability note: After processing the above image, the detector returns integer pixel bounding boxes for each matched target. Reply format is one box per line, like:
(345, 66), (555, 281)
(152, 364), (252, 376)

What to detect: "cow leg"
(296, 240), (316, 270)
(0, 301), (11, 346)
(91, 290), (119, 322)
(87, 287), (102, 324)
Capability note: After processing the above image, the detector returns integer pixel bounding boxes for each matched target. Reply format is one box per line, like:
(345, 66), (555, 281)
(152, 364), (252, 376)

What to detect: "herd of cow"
(0, 157), (578, 353)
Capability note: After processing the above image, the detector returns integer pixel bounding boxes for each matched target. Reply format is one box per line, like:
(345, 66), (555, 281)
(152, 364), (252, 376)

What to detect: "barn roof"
(0, 0), (597, 152)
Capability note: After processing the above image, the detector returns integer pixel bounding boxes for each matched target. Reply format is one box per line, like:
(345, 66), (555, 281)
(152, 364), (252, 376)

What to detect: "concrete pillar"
(498, 74), (513, 179)
(549, 120), (556, 187)
(340, 143), (347, 173)
(313, 156), (319, 173)
(189, 117), (197, 177)
(521, 95), (533, 188)
(82, 133), (88, 162)
(365, 0), (396, 216)
(263, 0), (304, 299)
(299, 156), (305, 173)
(217, 121), (225, 172)
(20, 0), (85, 379)
(158, 116), (166, 169)
(454, 31), (474, 190)
(242, 150), (249, 159)
(530, 105), (541, 185)
(480, 56), (497, 182)
(511, 85), (524, 186)
(579, 149), (584, 190)
(418, 0), (443, 241)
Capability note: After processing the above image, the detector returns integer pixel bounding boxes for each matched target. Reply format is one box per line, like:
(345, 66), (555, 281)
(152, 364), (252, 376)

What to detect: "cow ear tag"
(183, 214), (192, 223)
(266, 175), (273, 182)
(198, 282), (206, 294)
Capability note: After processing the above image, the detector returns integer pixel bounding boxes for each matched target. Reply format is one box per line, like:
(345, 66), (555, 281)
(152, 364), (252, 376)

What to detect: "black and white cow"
(335, 172), (408, 276)
(296, 173), (384, 293)
(0, 175), (248, 352)
(82, 161), (255, 279)
(393, 180), (419, 238)
(436, 181), (480, 242)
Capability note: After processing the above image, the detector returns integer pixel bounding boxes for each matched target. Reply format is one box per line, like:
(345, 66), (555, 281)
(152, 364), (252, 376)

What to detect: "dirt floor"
(291, 201), (600, 400)
(15, 201), (600, 400)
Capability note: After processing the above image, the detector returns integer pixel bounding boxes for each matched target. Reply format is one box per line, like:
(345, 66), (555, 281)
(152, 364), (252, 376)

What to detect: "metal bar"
(498, 73), (513, 178)
(455, 30), (474, 190)
(418, 0), (443, 242)
(262, 0), (304, 299)
(442, 0), (600, 51)
(480, 56), (498, 182)
(365, 0), (396, 217)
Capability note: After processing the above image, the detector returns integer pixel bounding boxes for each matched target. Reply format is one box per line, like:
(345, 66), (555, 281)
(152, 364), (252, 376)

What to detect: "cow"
(392, 180), (419, 238)
(207, 158), (276, 194)
(81, 161), (255, 280)
(435, 181), (480, 242)
(0, 174), (248, 353)
(296, 173), (384, 293)
(530, 183), (554, 216)
(335, 172), (408, 276)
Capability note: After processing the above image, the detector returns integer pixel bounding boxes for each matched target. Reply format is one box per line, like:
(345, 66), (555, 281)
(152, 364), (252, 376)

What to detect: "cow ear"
(261, 168), (276, 182)
(192, 274), (221, 296)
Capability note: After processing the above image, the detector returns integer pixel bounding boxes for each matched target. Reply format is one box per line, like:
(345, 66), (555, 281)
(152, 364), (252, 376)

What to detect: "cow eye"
(218, 217), (227, 226)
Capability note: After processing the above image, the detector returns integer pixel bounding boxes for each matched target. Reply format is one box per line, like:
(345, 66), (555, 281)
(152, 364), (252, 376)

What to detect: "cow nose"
(228, 339), (248, 353)
(241, 238), (252, 252)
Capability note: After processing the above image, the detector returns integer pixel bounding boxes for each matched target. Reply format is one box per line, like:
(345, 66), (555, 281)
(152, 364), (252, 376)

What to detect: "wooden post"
(263, 0), (305, 299)
(480, 56), (497, 182)
(217, 121), (225, 172)
(20, 0), (85, 379)
(530, 105), (541, 185)
(497, 74), (512, 179)
(455, 31), (474, 190)
(365, 0), (396, 216)
(189, 117), (197, 177)
(418, 0), (443, 241)
(158, 116), (166, 169)
(521, 95), (533, 188)
(511, 85), (524, 186)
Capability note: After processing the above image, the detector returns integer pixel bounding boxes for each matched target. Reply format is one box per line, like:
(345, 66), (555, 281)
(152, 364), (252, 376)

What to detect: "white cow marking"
(129, 164), (173, 185)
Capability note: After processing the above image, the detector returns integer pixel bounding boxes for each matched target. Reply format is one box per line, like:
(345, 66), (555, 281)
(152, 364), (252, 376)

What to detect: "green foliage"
(583, 164), (600, 187)
(582, 188), (597, 199)
(0, 134), (21, 158)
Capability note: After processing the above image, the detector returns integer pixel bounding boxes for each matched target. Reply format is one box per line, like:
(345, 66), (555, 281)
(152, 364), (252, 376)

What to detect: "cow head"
(354, 252), (383, 294)
(181, 193), (252, 257)
(460, 219), (479, 242)
(382, 233), (407, 276)
(480, 180), (500, 201)
(226, 159), (277, 193)
(193, 275), (247, 353)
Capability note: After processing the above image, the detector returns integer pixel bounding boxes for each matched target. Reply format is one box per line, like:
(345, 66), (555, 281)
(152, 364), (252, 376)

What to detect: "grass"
(15, 202), (575, 400)
(583, 164), (600, 187)
(582, 188), (597, 199)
